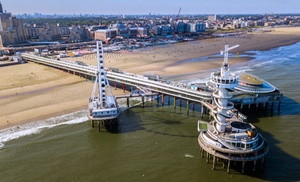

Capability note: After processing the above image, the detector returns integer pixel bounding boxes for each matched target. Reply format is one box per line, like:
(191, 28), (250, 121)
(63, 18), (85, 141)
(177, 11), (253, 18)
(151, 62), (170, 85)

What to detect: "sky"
(1, 0), (299, 15)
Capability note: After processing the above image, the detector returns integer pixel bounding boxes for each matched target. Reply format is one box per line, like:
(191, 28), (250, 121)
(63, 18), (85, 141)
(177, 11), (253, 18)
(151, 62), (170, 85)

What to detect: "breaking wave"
(0, 110), (88, 148)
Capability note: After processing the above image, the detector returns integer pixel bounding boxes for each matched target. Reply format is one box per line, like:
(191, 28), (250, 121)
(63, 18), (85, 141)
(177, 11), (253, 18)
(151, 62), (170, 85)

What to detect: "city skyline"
(1, 0), (299, 15)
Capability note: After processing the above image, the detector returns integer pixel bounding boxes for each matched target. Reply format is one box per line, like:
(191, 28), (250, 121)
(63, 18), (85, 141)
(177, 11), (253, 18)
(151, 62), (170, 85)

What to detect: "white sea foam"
(188, 77), (210, 85)
(0, 96), (153, 148)
(185, 154), (194, 158)
(0, 110), (88, 148)
(252, 60), (275, 68)
(251, 43), (300, 63)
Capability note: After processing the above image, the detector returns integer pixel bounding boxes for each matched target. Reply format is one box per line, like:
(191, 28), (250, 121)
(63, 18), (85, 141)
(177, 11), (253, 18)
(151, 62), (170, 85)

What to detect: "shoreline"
(1, 26), (300, 131)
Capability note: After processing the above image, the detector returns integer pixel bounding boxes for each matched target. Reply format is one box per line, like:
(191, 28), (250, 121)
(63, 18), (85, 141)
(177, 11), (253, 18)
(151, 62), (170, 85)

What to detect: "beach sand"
(1, 26), (300, 129)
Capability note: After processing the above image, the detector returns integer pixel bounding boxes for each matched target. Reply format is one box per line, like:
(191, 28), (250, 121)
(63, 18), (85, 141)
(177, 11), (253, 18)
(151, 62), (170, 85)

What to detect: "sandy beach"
(1, 26), (300, 130)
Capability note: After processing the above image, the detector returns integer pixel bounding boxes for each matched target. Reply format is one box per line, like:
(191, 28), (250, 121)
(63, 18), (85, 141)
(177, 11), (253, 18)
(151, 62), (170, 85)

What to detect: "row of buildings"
(0, 13), (206, 48)
(0, 1), (206, 48)
(1, 1), (300, 48)
(94, 21), (206, 41)
(0, 10), (91, 48)
(0, 19), (205, 48)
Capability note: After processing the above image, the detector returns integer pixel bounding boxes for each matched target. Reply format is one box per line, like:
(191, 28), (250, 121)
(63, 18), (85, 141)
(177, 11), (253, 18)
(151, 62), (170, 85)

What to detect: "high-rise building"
(0, 1), (3, 14)
(27, 25), (60, 42)
(186, 22), (206, 33)
(94, 29), (117, 41)
(0, 2), (28, 48)
(176, 21), (185, 33)
(208, 15), (217, 22)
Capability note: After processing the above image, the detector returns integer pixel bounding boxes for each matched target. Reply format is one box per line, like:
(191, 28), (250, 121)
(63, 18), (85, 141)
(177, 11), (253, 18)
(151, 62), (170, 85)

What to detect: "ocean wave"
(0, 96), (153, 149)
(249, 42), (300, 64)
(252, 60), (275, 68)
(0, 110), (88, 149)
(189, 43), (300, 83)
(188, 77), (210, 85)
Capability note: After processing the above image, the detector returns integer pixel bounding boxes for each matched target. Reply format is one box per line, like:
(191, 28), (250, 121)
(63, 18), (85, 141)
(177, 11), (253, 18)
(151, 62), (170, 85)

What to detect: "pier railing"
(21, 53), (282, 113)
(21, 53), (212, 103)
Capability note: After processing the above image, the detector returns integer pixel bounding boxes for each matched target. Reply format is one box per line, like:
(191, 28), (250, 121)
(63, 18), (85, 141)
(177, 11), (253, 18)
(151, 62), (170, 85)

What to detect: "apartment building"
(0, 2), (28, 47)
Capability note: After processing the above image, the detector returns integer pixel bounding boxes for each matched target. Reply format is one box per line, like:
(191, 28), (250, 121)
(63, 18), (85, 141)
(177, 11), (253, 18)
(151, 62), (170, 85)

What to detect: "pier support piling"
(122, 83), (125, 93)
(201, 104), (204, 118)
(242, 161), (246, 173)
(200, 148), (204, 158)
(91, 120), (94, 128)
(227, 160), (231, 173)
(212, 155), (216, 170)
(206, 152), (209, 163)
(265, 102), (268, 111)
(173, 97), (176, 109)
(187, 100), (189, 114)
(142, 96), (145, 107)
(253, 160), (257, 172)
(261, 156), (265, 170)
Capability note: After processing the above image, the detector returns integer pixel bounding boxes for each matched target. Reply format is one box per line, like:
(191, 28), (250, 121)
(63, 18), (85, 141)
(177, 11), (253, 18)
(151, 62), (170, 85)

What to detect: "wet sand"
(1, 26), (300, 130)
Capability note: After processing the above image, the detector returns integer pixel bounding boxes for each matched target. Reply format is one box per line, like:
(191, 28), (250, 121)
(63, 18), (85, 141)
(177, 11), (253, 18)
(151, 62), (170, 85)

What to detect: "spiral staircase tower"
(198, 45), (269, 173)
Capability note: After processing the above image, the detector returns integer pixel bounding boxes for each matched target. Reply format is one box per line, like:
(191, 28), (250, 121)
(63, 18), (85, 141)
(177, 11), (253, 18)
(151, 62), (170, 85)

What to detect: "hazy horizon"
(1, 0), (299, 15)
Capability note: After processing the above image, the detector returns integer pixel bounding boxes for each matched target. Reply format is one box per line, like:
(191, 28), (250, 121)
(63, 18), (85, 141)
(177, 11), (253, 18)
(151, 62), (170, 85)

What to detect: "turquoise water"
(1, 43), (300, 182)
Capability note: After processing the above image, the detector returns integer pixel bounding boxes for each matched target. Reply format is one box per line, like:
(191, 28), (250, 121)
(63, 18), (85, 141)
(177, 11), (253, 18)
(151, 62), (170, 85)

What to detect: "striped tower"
(97, 41), (106, 107)
(88, 41), (119, 127)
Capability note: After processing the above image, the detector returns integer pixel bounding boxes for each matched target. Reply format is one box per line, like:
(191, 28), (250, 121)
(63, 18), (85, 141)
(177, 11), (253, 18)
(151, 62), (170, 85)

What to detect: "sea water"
(0, 43), (300, 182)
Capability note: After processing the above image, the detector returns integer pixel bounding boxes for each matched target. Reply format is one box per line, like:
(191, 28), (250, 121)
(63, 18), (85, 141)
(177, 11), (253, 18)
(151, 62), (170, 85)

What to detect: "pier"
(20, 44), (283, 173)
(21, 53), (282, 114)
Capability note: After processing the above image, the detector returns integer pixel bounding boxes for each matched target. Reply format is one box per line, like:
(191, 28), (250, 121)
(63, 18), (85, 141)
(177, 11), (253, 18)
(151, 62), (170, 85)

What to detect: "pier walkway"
(21, 53), (212, 103)
(21, 53), (281, 116)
